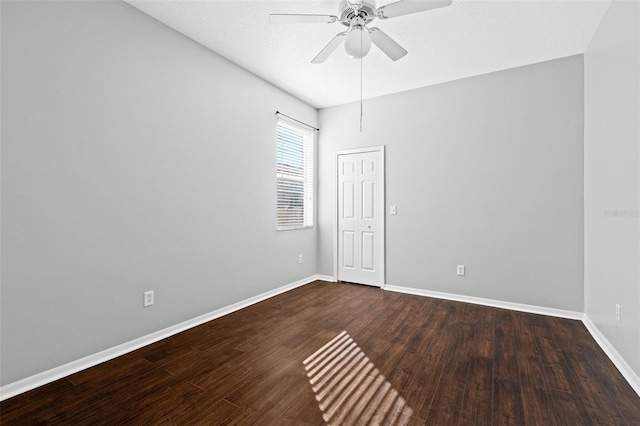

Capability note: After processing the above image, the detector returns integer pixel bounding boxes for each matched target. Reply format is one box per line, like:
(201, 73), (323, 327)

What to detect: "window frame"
(276, 117), (315, 231)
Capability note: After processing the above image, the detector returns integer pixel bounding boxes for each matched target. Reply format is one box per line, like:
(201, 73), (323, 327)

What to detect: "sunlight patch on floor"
(303, 331), (414, 425)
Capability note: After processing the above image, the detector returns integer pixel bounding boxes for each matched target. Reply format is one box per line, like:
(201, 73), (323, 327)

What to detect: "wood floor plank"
(513, 314), (558, 426)
(230, 372), (310, 426)
(401, 328), (455, 421)
(1, 281), (638, 425)
(448, 305), (494, 425)
(458, 356), (493, 426)
(533, 322), (579, 395)
(58, 365), (178, 425)
(492, 310), (525, 426)
(562, 349), (628, 424)
(548, 389), (592, 426)
(177, 397), (242, 424)
(0, 379), (79, 424)
(492, 376), (525, 426)
(404, 298), (440, 356)
(424, 378), (466, 426)
(164, 345), (244, 378)
(276, 380), (326, 426)
(123, 381), (206, 424)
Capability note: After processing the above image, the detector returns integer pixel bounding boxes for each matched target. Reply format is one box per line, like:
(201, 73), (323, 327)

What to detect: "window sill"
(277, 226), (314, 232)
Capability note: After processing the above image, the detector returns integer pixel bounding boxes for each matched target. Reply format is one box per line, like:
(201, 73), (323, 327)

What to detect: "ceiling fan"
(269, 0), (452, 63)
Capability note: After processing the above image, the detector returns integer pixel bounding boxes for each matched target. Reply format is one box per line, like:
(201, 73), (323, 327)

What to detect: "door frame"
(334, 146), (386, 287)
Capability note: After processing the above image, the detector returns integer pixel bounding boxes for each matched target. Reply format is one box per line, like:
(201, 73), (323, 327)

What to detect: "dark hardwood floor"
(1, 280), (639, 425)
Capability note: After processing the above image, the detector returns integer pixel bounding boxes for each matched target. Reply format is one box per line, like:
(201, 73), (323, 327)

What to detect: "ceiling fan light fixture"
(270, 0), (452, 63)
(344, 26), (371, 59)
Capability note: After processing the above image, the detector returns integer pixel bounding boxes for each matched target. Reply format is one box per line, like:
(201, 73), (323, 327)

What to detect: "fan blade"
(269, 14), (339, 24)
(369, 27), (407, 61)
(376, 0), (452, 19)
(311, 32), (347, 63)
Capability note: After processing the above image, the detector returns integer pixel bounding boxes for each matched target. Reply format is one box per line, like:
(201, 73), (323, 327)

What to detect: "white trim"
(582, 316), (640, 397)
(384, 284), (583, 319)
(334, 146), (386, 287)
(385, 283), (640, 397)
(334, 146), (386, 156)
(316, 275), (337, 282)
(0, 275), (325, 402)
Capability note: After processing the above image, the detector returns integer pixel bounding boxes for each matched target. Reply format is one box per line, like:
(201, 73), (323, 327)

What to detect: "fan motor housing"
(338, 0), (377, 25)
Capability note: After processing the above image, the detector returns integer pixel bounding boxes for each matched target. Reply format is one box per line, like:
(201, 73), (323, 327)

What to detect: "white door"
(337, 147), (385, 287)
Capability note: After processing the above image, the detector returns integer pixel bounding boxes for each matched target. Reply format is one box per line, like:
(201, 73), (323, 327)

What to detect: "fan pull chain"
(359, 29), (364, 132)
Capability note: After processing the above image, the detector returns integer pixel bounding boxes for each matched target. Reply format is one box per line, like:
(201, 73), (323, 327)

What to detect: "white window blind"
(276, 118), (314, 230)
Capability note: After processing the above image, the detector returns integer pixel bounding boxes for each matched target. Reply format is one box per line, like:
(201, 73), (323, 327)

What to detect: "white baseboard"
(0, 275), (325, 401)
(384, 283), (640, 398)
(316, 274), (337, 282)
(582, 316), (640, 397)
(384, 284), (584, 320)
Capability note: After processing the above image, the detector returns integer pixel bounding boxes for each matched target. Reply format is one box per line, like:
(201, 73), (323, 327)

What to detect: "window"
(276, 118), (314, 230)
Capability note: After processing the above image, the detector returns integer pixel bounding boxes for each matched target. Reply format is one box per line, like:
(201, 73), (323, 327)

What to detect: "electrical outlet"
(144, 290), (154, 307)
(457, 265), (465, 276)
(615, 304), (621, 322)
(298, 255), (303, 264)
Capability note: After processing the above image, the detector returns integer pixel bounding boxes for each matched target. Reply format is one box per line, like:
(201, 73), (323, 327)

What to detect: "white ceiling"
(125, 0), (611, 109)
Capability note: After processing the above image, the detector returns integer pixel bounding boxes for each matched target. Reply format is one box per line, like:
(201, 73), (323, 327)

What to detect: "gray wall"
(318, 56), (585, 312)
(584, 0), (639, 376)
(1, 1), (317, 385)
